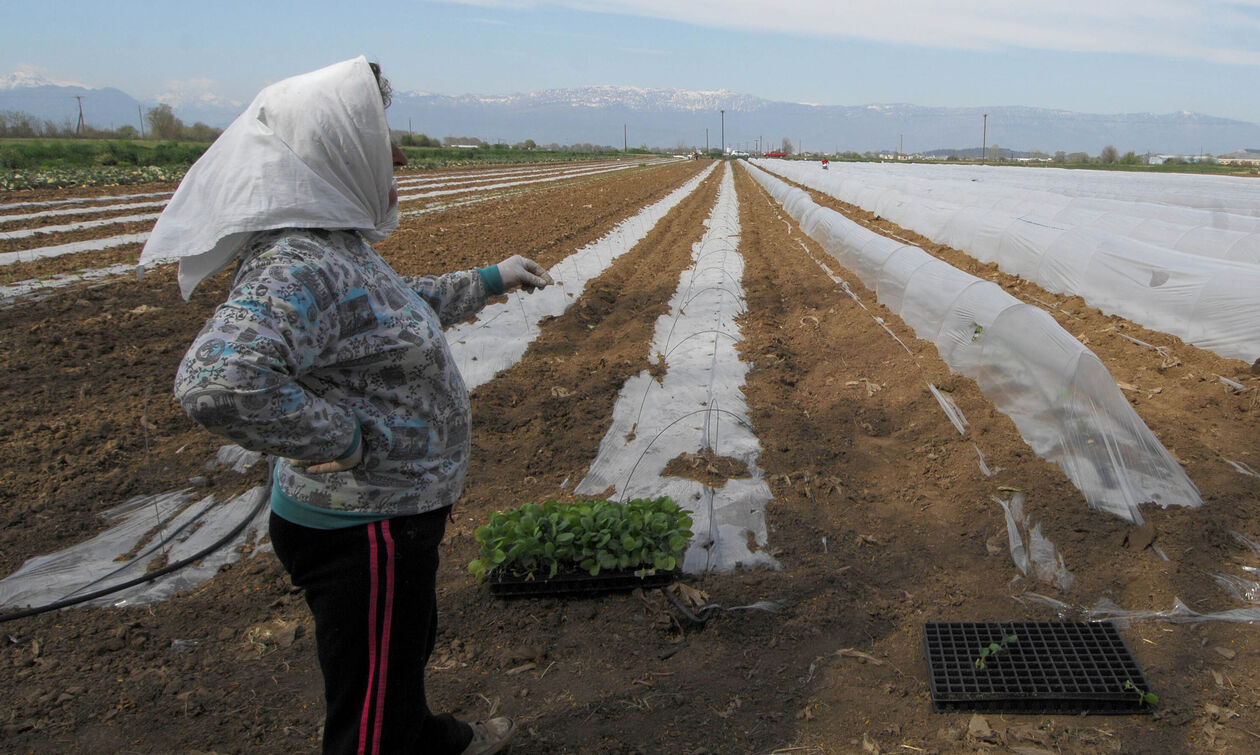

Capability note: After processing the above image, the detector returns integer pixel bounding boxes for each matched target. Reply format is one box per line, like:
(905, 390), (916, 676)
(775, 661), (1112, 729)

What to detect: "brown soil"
(1, 159), (1258, 753)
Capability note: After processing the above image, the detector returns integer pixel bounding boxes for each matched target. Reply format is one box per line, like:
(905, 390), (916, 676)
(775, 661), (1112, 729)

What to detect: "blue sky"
(4, 0), (1260, 124)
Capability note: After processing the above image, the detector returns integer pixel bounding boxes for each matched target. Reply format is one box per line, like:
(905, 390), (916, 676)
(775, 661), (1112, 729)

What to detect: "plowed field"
(1, 158), (1258, 753)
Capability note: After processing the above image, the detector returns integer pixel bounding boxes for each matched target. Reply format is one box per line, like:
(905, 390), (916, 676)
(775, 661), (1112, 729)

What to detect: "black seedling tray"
(488, 568), (680, 598)
(923, 621), (1153, 714)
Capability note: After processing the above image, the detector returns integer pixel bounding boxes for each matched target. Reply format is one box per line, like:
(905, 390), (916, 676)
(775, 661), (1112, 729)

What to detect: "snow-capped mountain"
(388, 87), (1260, 155)
(3, 72), (1258, 155)
(0, 67), (87, 90)
(426, 85), (769, 114)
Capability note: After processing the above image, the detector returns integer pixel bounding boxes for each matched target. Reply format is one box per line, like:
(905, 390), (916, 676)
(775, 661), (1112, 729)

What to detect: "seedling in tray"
(974, 633), (1019, 669)
(1123, 679), (1160, 707)
(468, 497), (692, 583)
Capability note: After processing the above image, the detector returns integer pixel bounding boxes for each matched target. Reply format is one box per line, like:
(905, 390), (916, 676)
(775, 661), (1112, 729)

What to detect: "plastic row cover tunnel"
(769, 160), (1260, 260)
(740, 161), (1200, 523)
(755, 159), (1260, 364)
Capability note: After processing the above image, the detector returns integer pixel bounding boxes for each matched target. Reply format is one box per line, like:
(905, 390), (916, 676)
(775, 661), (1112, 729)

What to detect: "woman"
(141, 57), (545, 754)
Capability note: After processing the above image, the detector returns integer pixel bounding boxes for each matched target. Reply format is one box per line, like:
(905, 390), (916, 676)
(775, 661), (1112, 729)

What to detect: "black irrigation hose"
(0, 467), (272, 625)
(660, 584), (720, 626)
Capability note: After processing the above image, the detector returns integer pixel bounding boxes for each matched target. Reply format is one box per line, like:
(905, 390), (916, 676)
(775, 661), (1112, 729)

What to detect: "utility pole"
(624, 123), (627, 152)
(705, 128), (709, 153)
(138, 105), (145, 138)
(720, 109), (725, 156)
(981, 113), (988, 164)
(73, 95), (85, 136)
(899, 133), (903, 159)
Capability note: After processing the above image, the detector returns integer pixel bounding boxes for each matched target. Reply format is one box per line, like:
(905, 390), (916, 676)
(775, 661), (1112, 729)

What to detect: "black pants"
(270, 509), (473, 754)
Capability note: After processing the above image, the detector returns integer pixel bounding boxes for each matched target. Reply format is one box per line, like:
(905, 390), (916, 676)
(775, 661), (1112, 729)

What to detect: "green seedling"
(1123, 680), (1160, 707)
(469, 497), (692, 583)
(974, 633), (1019, 669)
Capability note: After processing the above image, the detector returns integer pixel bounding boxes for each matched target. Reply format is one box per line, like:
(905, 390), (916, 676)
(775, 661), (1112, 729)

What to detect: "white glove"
(497, 255), (553, 293)
(291, 441), (363, 475)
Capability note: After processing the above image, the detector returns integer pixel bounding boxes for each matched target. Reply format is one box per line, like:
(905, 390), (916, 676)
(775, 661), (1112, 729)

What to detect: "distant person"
(141, 57), (549, 755)
(821, 157), (829, 170)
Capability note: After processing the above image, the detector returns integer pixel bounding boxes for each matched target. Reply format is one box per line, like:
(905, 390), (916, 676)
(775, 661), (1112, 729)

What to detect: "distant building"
(1218, 150), (1260, 166)
(1149, 153), (1219, 165)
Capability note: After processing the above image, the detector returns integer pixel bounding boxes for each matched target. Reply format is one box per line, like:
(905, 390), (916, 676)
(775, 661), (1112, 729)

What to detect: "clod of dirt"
(1122, 520), (1157, 551)
(662, 451), (750, 487)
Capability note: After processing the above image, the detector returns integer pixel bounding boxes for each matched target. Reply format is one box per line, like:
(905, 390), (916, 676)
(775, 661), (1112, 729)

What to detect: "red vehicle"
(763, 151), (787, 158)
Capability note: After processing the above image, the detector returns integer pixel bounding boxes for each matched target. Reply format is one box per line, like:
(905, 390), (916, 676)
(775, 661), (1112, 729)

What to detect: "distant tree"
(1067, 152), (1090, 164)
(0, 110), (39, 137)
(185, 122), (219, 142)
(146, 104), (183, 140)
(1099, 145), (1119, 164)
(515, 138), (537, 150)
(1120, 151), (1141, 165)
(987, 143), (1001, 162)
(781, 137), (794, 156)
(114, 124), (139, 140)
(404, 133), (440, 147)
(1053, 151), (1067, 163)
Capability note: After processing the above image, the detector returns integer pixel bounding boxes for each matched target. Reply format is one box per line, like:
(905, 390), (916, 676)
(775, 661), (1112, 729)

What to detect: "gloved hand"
(291, 441), (363, 475)
(497, 255), (553, 293)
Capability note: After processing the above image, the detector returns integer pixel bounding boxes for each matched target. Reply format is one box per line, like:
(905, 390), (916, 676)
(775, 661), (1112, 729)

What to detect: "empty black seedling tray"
(923, 621), (1154, 714)
(488, 568), (679, 598)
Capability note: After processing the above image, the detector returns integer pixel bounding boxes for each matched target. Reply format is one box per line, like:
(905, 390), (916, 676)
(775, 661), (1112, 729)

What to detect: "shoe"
(463, 717), (515, 755)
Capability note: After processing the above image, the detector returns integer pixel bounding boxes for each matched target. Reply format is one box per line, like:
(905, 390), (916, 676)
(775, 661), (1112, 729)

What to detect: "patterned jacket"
(174, 228), (492, 524)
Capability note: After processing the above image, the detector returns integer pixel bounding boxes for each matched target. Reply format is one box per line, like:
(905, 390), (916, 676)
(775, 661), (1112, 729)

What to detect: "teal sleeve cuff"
(478, 265), (504, 296)
(336, 421), (362, 461)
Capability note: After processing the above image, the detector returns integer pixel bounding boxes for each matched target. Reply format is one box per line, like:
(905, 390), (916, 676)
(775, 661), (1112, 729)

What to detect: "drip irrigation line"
(700, 485), (718, 573)
(0, 466), (272, 625)
(514, 291), (530, 336)
(701, 397), (721, 454)
(662, 329), (739, 361)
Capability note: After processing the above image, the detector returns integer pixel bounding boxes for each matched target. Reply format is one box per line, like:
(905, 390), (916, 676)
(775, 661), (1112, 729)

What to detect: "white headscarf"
(139, 56), (399, 299)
